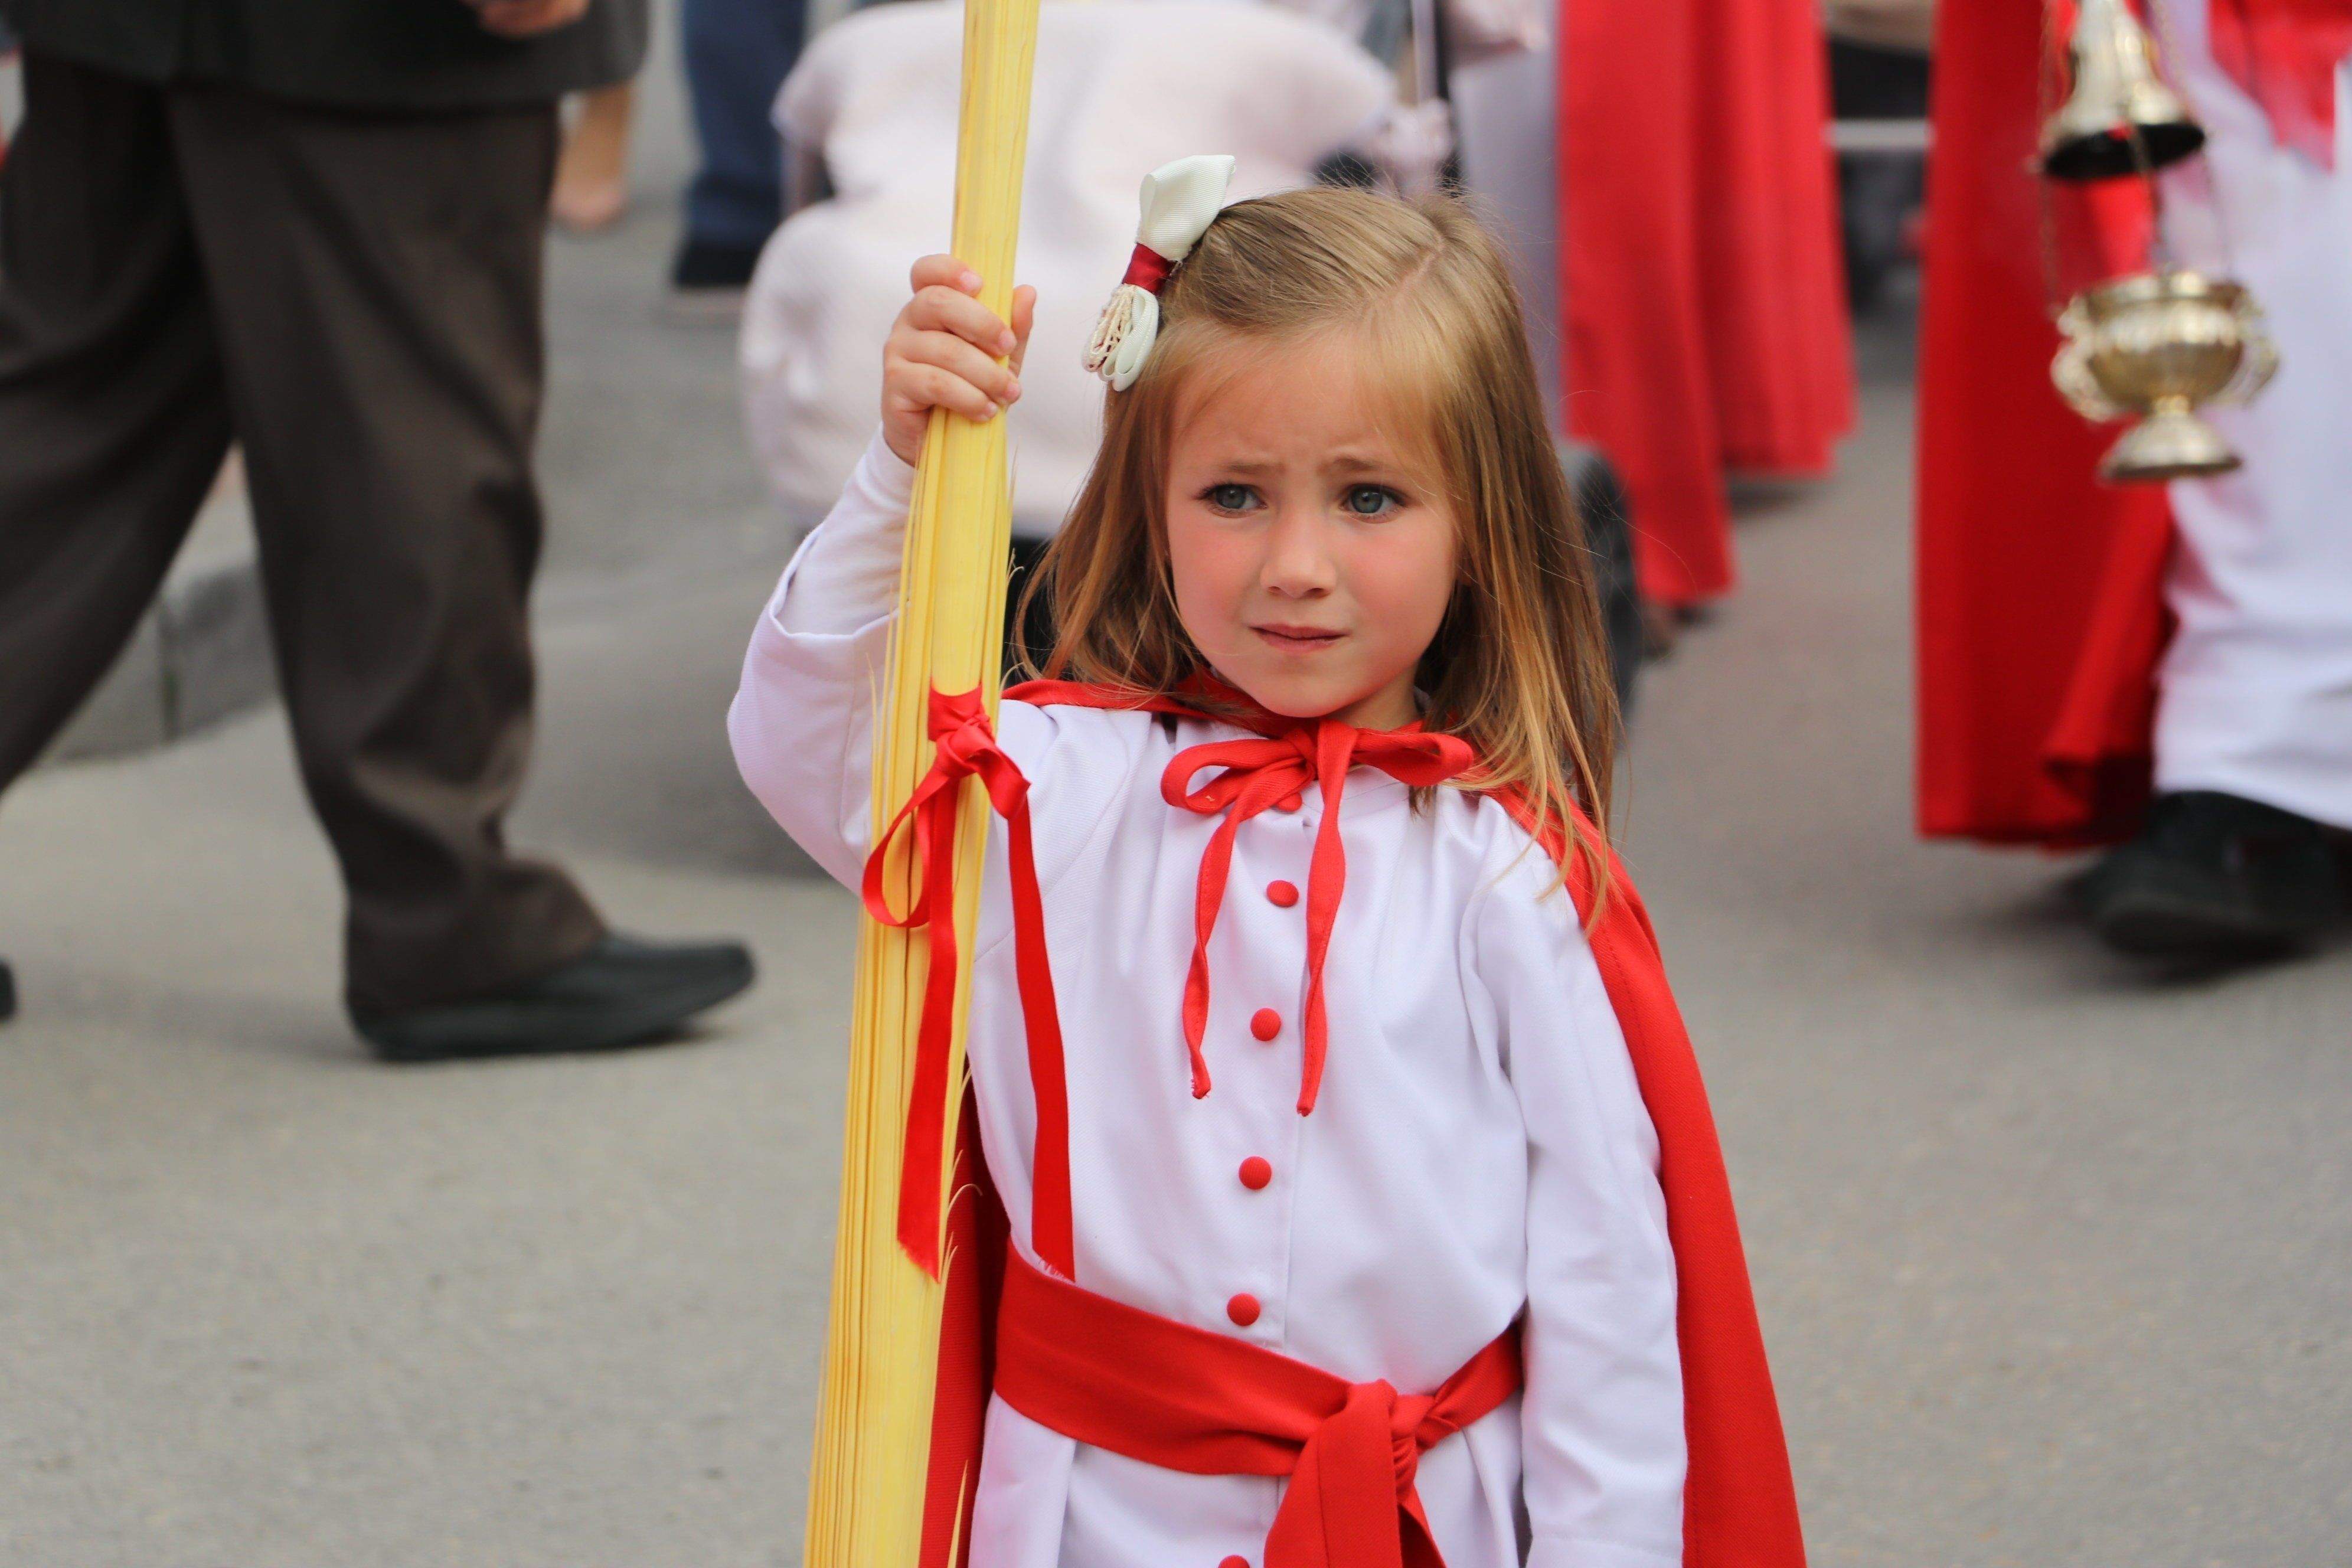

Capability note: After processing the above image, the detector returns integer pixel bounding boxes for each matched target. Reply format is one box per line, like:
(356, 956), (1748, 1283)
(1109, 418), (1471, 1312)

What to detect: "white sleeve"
(1472, 859), (1686, 1568)
(727, 429), (915, 887)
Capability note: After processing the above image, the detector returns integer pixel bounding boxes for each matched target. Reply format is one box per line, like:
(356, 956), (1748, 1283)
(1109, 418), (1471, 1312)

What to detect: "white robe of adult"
(727, 431), (1687, 1568)
(2155, 0), (2352, 829)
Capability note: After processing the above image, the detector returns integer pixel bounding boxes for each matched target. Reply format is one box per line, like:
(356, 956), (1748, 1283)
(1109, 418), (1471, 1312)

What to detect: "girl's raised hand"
(881, 255), (1037, 468)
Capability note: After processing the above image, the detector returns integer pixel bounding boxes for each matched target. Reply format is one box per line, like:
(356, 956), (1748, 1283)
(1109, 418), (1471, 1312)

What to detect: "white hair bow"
(1082, 154), (1236, 392)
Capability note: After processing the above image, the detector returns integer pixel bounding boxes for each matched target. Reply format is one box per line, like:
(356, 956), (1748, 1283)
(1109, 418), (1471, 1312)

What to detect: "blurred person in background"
(1548, 0), (1854, 628)
(0, 0), (753, 1052)
(1917, 0), (2352, 965)
(669, 0), (809, 314)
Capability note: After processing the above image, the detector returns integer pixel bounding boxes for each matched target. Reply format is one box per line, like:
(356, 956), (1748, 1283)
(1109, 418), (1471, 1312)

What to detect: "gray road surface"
(3, 55), (2348, 1568)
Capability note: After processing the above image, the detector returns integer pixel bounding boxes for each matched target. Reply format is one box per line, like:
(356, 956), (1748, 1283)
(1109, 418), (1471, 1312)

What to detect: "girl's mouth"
(1252, 624), (1345, 652)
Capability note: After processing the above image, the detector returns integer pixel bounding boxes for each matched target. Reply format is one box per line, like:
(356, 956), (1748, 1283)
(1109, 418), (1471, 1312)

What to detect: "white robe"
(2154, 0), (2352, 829)
(739, 1), (1397, 539)
(728, 432), (1687, 1568)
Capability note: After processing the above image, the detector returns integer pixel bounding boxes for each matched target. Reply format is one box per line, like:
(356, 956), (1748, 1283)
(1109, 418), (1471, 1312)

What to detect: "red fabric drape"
(917, 1093), (1008, 1568)
(1914, 0), (2175, 847)
(1688, 0), (1858, 475)
(912, 681), (1806, 1568)
(1559, 0), (1854, 606)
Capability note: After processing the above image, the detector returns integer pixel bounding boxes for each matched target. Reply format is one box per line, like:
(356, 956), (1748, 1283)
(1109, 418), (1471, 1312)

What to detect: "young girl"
(730, 161), (1804, 1568)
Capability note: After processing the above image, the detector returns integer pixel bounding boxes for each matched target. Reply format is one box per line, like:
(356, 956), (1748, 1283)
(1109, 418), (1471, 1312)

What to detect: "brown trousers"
(0, 55), (604, 1012)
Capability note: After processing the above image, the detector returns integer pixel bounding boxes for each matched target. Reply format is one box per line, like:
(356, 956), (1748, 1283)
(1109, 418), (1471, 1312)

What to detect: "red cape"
(1559, 0), (1855, 606)
(912, 682), (1807, 1568)
(1914, 0), (2172, 847)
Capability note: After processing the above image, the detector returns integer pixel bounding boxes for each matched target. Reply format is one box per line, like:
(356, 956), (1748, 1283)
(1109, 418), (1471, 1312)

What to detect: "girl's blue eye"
(1344, 485), (1402, 518)
(1206, 484), (1257, 512)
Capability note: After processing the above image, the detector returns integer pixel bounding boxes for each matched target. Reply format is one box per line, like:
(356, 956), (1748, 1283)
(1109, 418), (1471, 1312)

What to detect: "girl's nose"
(1259, 508), (1337, 598)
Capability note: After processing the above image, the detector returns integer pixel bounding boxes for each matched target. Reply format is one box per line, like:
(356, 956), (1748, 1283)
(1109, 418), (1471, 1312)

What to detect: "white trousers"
(2154, 0), (2352, 828)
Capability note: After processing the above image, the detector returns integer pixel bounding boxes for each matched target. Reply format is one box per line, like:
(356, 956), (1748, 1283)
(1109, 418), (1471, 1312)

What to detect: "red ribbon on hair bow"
(1119, 243), (1176, 292)
(862, 687), (1074, 1280)
(1161, 717), (1477, 1113)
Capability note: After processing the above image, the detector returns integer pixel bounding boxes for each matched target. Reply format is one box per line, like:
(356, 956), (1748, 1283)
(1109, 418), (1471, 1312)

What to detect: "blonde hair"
(1019, 184), (1619, 888)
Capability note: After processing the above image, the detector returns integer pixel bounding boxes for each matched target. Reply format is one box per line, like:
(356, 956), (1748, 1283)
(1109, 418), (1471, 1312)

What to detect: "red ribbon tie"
(862, 686), (1073, 1280)
(1160, 717), (1475, 1112)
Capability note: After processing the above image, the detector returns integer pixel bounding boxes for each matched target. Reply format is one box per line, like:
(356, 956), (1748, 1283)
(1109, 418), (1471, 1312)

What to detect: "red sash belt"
(994, 1249), (1522, 1568)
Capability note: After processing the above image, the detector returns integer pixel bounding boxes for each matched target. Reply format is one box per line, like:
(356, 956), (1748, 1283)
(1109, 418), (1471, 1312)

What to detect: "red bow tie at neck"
(1162, 717), (1477, 1112)
(862, 687), (1074, 1281)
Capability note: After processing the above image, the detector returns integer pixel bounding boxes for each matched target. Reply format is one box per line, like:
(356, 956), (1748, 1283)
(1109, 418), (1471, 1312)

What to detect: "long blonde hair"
(1020, 184), (1619, 885)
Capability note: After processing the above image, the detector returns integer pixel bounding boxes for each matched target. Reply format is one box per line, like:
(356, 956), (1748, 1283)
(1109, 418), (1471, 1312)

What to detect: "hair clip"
(1082, 155), (1236, 391)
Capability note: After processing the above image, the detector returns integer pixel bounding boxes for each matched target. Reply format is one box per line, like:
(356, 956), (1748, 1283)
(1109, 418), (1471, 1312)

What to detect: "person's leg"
(163, 85), (690, 1032)
(0, 54), (233, 791)
(551, 80), (638, 234)
(672, 0), (808, 296)
(2152, 9), (2352, 832)
(2080, 0), (2352, 956)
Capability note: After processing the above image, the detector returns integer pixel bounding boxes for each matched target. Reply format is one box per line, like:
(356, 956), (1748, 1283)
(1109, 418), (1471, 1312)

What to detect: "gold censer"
(2052, 270), (2278, 482)
(2037, 0), (2278, 483)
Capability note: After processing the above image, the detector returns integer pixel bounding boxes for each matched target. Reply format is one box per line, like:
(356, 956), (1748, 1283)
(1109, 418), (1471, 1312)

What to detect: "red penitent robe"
(1557, 0), (1856, 607)
(1913, 0), (2165, 846)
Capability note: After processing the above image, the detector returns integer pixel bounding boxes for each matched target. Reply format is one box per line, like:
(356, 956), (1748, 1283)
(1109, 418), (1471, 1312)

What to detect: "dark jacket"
(0, 0), (646, 110)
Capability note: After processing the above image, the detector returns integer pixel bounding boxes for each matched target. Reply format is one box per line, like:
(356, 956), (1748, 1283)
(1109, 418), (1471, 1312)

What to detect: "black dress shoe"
(353, 933), (754, 1063)
(661, 237), (764, 323)
(2074, 791), (2346, 959)
(668, 236), (763, 291)
(1, 956), (15, 1023)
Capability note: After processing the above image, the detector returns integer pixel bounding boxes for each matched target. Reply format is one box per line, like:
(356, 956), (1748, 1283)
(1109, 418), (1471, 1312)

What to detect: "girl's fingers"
(891, 260), (1033, 422)
(1007, 285), (1037, 376)
(889, 363), (1000, 423)
(908, 253), (982, 296)
(906, 283), (1019, 358)
(893, 328), (1020, 404)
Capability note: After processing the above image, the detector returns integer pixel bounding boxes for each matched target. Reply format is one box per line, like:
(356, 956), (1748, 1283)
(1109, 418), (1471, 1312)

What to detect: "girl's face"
(1161, 334), (1458, 731)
